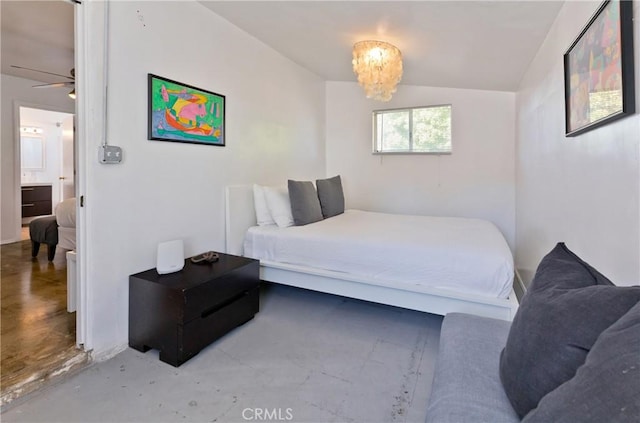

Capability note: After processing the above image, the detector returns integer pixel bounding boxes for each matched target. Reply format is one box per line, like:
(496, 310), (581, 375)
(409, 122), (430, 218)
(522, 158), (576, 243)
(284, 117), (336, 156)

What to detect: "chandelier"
(352, 40), (403, 102)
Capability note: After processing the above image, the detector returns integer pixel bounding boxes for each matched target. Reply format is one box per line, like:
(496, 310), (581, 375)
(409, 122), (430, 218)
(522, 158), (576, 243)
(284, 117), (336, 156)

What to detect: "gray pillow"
(287, 180), (323, 226)
(316, 175), (345, 218)
(499, 243), (640, 418)
(523, 301), (640, 422)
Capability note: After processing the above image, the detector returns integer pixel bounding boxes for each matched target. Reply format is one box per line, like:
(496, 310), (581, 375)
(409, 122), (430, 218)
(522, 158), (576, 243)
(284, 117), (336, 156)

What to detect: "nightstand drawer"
(180, 287), (259, 359)
(182, 261), (260, 322)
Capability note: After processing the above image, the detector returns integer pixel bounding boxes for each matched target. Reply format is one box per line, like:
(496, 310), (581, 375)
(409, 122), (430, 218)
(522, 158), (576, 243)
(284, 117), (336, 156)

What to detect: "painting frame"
(563, 0), (635, 137)
(148, 74), (225, 146)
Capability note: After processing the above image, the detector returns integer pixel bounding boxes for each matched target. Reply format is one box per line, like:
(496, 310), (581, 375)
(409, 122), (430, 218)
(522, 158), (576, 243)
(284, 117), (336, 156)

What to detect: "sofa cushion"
(522, 301), (640, 422)
(499, 243), (640, 418)
(426, 313), (519, 423)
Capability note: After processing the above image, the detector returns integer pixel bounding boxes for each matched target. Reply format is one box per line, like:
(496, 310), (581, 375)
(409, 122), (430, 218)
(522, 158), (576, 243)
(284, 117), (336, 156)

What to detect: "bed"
(225, 185), (519, 320)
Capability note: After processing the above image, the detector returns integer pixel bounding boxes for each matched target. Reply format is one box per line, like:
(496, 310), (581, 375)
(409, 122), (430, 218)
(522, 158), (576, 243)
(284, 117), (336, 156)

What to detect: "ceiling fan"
(10, 65), (76, 99)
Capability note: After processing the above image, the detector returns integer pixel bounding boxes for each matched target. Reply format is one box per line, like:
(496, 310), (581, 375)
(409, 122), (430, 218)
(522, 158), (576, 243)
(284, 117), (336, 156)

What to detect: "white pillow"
(253, 184), (276, 226)
(263, 185), (294, 228)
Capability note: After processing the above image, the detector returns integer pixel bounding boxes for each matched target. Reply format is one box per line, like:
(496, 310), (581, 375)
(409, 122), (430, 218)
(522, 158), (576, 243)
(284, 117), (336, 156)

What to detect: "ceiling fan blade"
(33, 82), (75, 88)
(11, 65), (74, 80)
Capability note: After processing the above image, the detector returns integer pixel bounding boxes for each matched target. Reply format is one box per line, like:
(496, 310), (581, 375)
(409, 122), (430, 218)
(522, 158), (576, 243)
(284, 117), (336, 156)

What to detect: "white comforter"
(244, 210), (514, 299)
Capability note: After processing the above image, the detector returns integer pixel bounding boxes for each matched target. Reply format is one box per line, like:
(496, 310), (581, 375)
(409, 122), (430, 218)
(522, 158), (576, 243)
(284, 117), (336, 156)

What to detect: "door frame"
(74, 0), (87, 350)
(5, 0), (93, 354)
(73, 0), (104, 351)
(12, 102), (74, 241)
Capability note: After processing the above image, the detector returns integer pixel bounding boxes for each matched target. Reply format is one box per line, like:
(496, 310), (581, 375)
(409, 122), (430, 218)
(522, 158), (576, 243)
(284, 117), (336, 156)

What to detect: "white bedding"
(244, 209), (514, 299)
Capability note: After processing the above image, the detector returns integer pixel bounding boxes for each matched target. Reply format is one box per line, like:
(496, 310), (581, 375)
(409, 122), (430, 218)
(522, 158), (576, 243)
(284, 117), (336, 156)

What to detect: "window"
(373, 104), (452, 154)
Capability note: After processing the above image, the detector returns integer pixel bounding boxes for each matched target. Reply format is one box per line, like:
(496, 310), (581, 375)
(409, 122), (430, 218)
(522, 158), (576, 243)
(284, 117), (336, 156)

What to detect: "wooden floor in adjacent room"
(1, 239), (87, 406)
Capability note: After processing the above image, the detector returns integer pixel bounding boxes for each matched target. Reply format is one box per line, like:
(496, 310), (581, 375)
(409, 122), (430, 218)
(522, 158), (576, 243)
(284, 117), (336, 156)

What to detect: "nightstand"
(128, 253), (260, 367)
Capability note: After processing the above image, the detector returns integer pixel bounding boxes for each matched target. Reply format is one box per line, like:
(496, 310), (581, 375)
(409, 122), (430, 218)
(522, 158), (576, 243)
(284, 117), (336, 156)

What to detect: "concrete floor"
(2, 284), (443, 423)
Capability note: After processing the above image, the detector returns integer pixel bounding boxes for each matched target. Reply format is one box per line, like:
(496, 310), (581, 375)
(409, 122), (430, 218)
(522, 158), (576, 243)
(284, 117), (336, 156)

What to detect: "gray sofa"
(425, 313), (518, 423)
(426, 244), (640, 423)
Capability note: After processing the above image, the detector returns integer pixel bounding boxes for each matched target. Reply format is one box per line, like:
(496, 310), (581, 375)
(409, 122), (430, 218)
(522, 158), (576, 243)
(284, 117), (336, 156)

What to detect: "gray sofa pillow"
(287, 180), (323, 226)
(499, 243), (640, 418)
(523, 301), (640, 422)
(316, 175), (345, 218)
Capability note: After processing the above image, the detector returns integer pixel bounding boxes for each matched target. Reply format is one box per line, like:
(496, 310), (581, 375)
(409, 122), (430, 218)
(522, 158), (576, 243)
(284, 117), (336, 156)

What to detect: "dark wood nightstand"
(128, 253), (260, 367)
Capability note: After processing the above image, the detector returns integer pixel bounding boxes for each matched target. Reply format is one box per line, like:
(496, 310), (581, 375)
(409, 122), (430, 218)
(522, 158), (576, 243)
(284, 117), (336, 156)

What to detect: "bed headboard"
(225, 185), (256, 256)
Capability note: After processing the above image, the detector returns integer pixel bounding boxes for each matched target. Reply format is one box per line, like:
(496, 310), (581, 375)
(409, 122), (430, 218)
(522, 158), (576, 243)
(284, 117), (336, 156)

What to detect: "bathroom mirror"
(21, 135), (45, 170)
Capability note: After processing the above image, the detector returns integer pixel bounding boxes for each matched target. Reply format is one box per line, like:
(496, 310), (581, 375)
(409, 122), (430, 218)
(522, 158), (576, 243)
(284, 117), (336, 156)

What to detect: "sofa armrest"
(425, 313), (519, 423)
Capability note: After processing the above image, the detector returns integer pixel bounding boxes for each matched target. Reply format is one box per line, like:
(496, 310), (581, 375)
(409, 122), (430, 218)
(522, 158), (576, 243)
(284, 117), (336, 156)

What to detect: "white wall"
(516, 1), (640, 286)
(82, 1), (325, 354)
(0, 74), (74, 243)
(326, 82), (516, 248)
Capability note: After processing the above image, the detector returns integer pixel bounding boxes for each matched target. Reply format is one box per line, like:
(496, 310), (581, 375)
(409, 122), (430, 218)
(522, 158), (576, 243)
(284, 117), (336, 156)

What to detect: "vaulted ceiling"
(200, 1), (565, 91)
(1, 1), (565, 92)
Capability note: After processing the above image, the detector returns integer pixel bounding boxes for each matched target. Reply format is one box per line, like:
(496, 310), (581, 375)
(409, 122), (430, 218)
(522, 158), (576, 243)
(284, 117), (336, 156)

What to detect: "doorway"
(19, 106), (75, 226)
(0, 106), (86, 406)
(0, 0), (90, 405)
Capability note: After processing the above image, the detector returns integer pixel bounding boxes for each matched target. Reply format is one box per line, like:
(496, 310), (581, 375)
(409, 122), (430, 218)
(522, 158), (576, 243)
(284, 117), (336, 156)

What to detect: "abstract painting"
(563, 0), (635, 137)
(148, 74), (225, 146)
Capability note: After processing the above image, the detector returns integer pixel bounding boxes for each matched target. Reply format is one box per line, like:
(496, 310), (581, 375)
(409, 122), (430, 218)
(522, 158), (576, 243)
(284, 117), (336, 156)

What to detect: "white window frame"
(372, 104), (452, 155)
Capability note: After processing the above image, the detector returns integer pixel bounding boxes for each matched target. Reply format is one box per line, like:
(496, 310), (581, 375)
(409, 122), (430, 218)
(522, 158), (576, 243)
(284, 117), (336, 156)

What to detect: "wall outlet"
(99, 145), (123, 164)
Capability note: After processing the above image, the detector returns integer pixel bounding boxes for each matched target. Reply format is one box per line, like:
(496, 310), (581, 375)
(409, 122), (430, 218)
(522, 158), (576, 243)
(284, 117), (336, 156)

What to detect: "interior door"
(60, 115), (75, 200)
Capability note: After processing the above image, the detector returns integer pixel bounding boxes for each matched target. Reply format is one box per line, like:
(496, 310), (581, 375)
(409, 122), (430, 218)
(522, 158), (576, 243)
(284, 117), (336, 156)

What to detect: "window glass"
(373, 105), (451, 154)
(377, 111), (409, 151)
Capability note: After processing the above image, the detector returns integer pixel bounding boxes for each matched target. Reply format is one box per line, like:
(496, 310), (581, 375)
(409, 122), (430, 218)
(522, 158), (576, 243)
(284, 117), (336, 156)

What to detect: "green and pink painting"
(148, 74), (225, 146)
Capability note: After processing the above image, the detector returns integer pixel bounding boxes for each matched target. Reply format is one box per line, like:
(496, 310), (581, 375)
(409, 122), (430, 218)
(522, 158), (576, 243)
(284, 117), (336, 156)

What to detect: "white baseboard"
(514, 269), (527, 302)
(89, 343), (128, 363)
